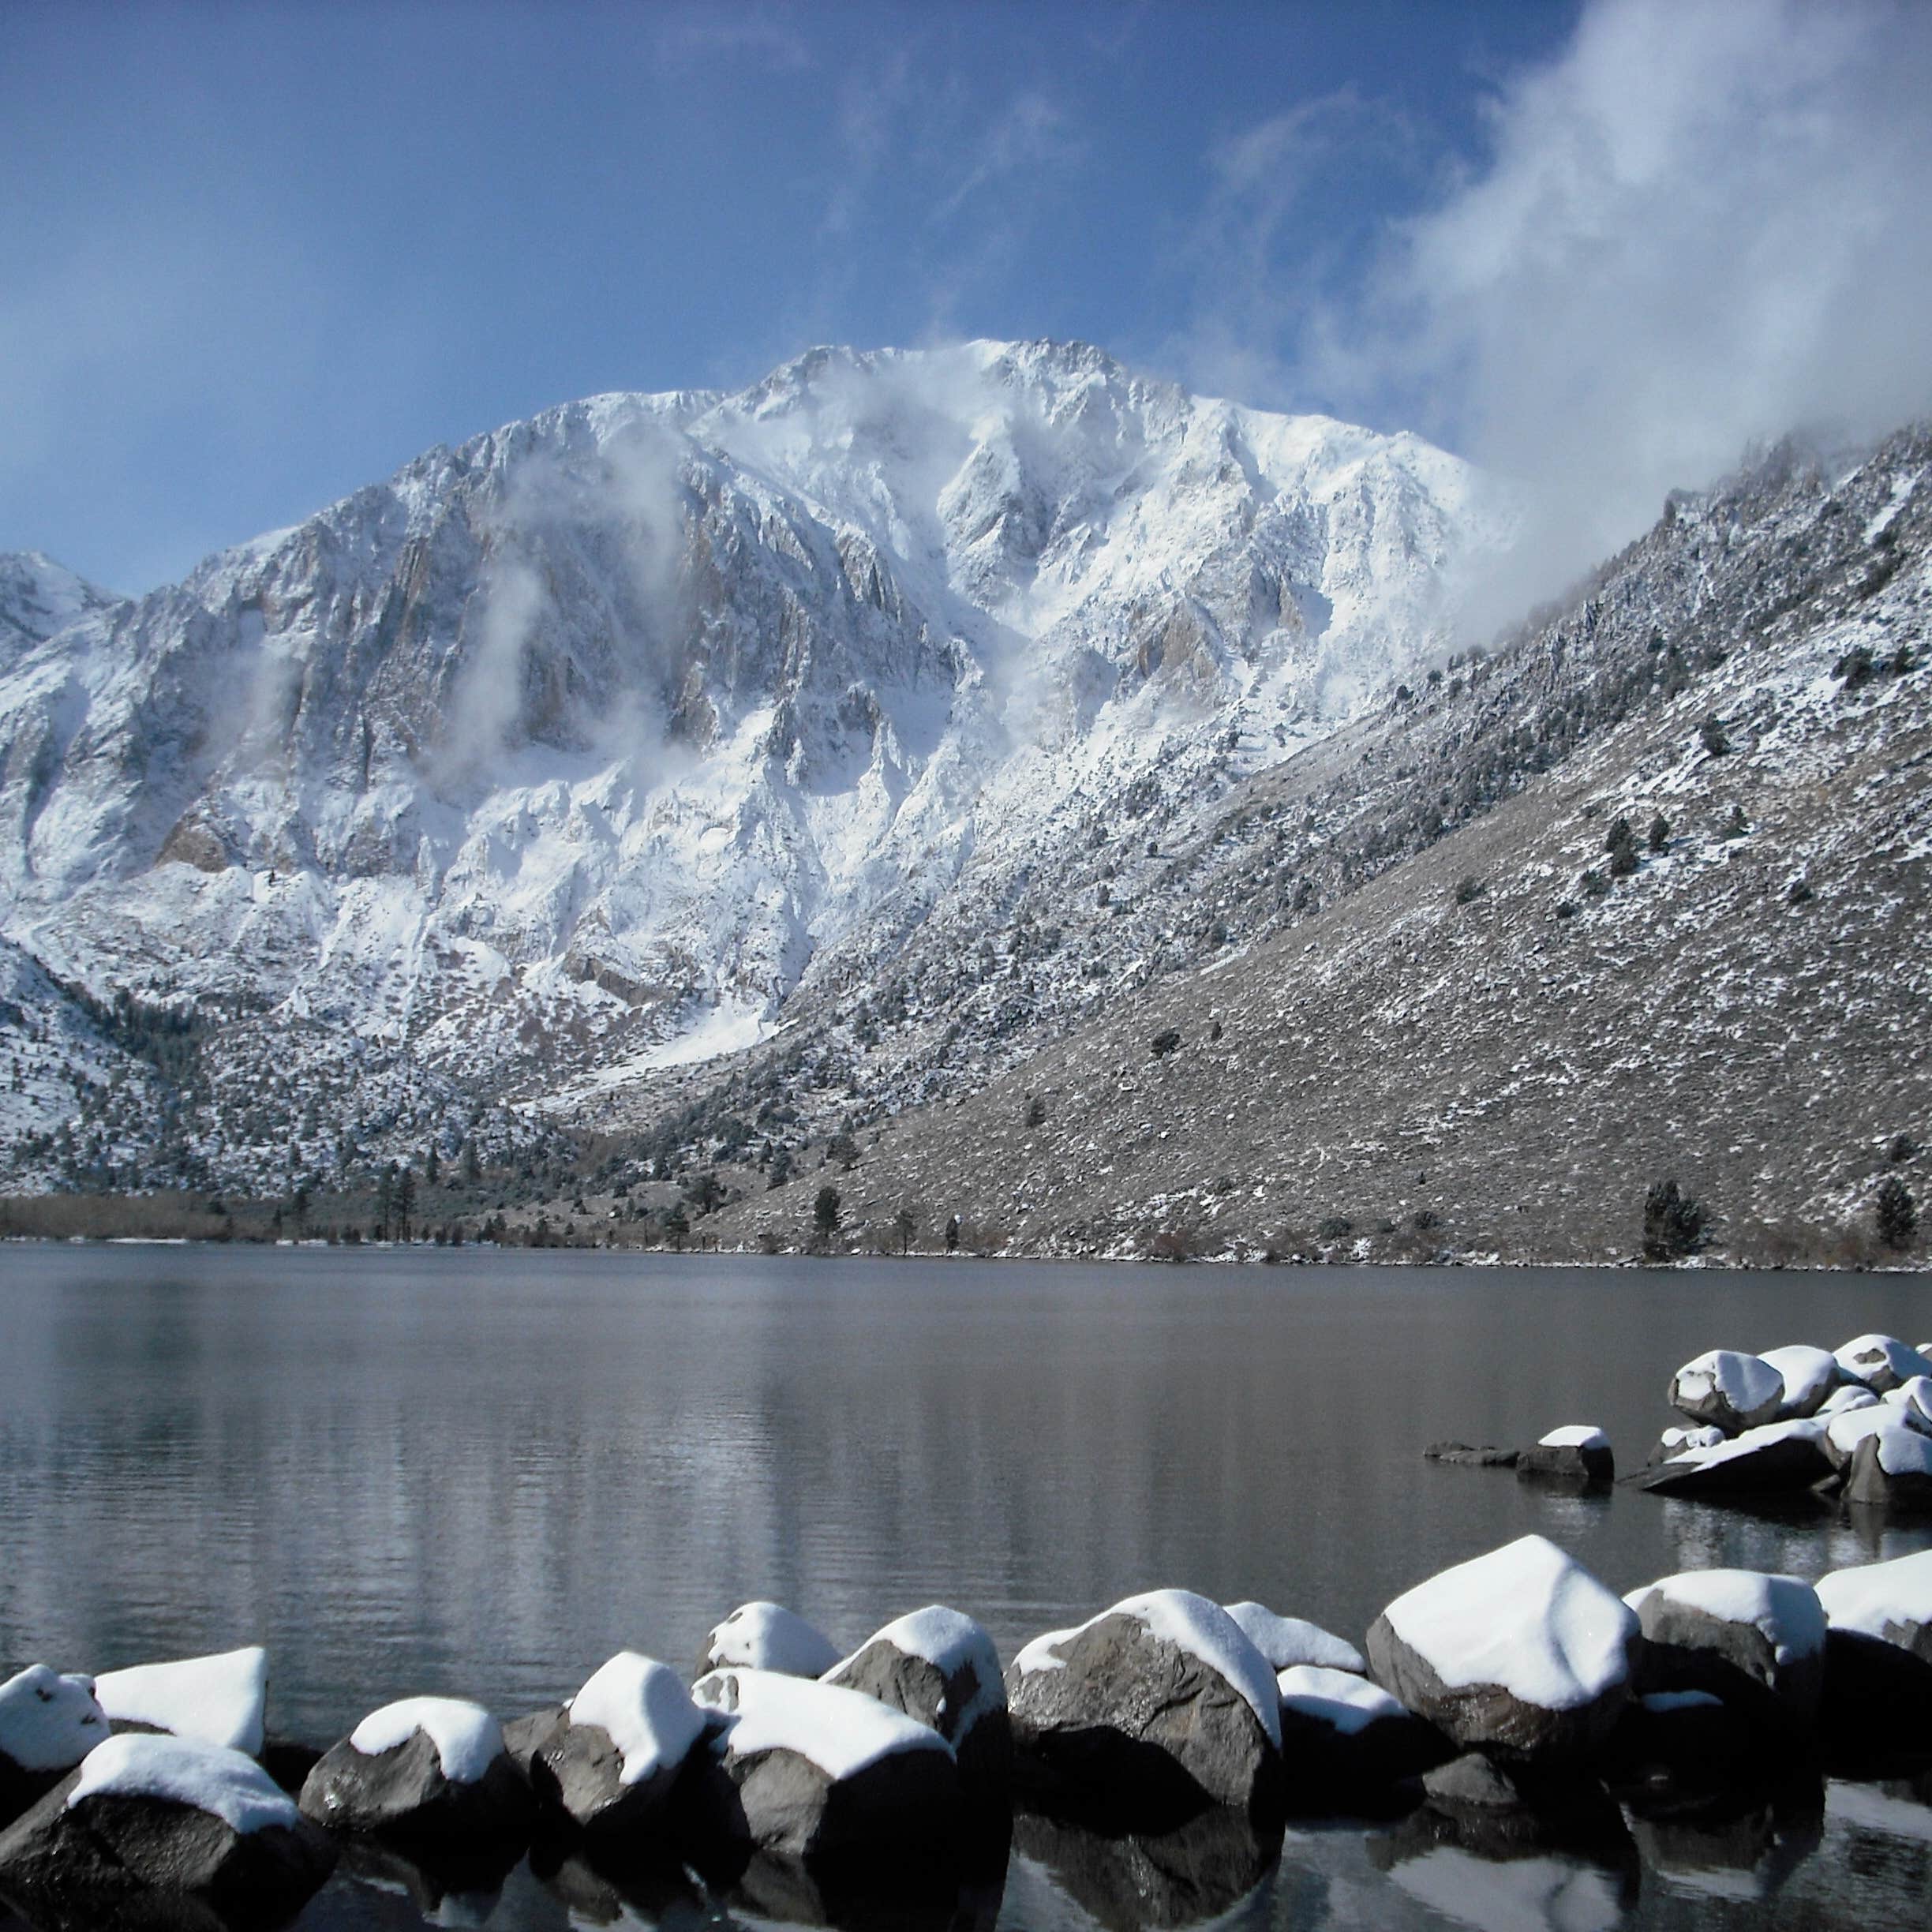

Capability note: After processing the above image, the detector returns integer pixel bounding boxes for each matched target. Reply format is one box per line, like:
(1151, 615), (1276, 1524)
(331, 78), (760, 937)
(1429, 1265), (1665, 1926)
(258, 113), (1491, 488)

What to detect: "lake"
(2, 1244), (1930, 1929)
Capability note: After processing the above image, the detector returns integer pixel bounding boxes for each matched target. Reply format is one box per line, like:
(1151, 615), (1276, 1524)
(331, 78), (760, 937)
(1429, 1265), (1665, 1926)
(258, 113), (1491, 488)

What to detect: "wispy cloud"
(1241, 0), (1932, 627)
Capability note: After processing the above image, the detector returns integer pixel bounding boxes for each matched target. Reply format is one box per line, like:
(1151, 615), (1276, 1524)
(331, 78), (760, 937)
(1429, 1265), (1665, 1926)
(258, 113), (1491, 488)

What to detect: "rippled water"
(2, 1245), (1930, 1929)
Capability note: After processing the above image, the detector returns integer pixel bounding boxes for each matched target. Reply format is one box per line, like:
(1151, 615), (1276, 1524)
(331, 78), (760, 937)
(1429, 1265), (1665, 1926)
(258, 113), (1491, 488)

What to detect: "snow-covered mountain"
(0, 339), (1506, 1184)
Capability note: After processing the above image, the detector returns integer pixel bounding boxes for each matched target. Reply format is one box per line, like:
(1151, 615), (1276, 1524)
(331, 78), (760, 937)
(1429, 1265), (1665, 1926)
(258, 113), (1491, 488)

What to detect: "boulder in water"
(1668, 1351), (1784, 1433)
(1623, 1571), (1827, 1736)
(1834, 1335), (1932, 1395)
(1814, 1548), (1932, 1664)
(1365, 1536), (1638, 1765)
(1517, 1426), (1613, 1485)
(696, 1603), (841, 1679)
(1222, 1602), (1365, 1675)
(1844, 1425), (1932, 1509)
(1759, 1346), (1843, 1421)
(530, 1653), (706, 1839)
(0, 1668), (110, 1828)
(1005, 1590), (1283, 1824)
(1629, 1419), (1833, 1497)
(299, 1696), (532, 1847)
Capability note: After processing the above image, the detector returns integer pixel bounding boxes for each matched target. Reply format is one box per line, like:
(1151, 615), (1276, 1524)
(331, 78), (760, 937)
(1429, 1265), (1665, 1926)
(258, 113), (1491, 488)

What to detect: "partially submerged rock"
(1005, 1589), (1282, 1823)
(0, 1668), (110, 1826)
(1814, 1548), (1932, 1663)
(92, 1647), (269, 1758)
(1844, 1425), (1932, 1509)
(691, 1666), (961, 1862)
(1834, 1334), (1932, 1395)
(1423, 1443), (1518, 1467)
(299, 1695), (531, 1846)
(1365, 1536), (1638, 1765)
(1668, 1351), (1784, 1433)
(1623, 1571), (1827, 1735)
(1629, 1419), (1833, 1497)
(0, 1734), (335, 1924)
(696, 1603), (841, 1680)
(1275, 1665), (1448, 1790)
(1222, 1602), (1366, 1675)
(1517, 1426), (1614, 1485)
(530, 1653), (706, 1840)
(822, 1605), (1010, 1799)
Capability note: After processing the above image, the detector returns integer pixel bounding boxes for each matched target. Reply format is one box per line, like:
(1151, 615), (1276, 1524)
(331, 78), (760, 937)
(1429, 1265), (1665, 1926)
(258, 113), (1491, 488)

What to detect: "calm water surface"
(2, 1245), (1929, 1930)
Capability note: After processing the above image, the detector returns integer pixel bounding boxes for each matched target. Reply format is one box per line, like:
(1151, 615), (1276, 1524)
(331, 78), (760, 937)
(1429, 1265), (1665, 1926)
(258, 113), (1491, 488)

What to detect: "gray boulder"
(1759, 1346), (1843, 1421)
(1668, 1351), (1785, 1433)
(1629, 1419), (1833, 1496)
(1844, 1425), (1932, 1508)
(1835, 1334), (1932, 1394)
(1365, 1536), (1638, 1765)
(0, 1734), (335, 1925)
(1004, 1590), (1283, 1823)
(529, 1646), (703, 1839)
(691, 1666), (962, 1863)
(500, 1705), (567, 1780)
(530, 1653), (706, 1840)
(0, 1667), (110, 1827)
(1623, 1571), (1827, 1737)
(1516, 1427), (1613, 1485)
(1814, 1548), (1932, 1664)
(298, 1696), (532, 1847)
(1275, 1665), (1450, 1792)
(822, 1606), (1011, 1802)
(1423, 1443), (1518, 1467)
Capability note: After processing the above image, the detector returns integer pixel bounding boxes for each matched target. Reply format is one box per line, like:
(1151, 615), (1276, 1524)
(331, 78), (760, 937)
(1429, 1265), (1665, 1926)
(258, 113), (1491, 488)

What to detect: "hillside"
(688, 429), (1931, 1264)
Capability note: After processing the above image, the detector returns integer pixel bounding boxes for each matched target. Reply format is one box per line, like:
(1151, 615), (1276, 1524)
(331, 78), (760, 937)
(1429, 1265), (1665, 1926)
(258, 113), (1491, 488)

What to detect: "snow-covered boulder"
(0, 1735), (335, 1922)
(696, 1602), (841, 1680)
(821, 1605), (1010, 1799)
(1276, 1664), (1448, 1788)
(299, 1696), (531, 1845)
(1668, 1352), (1784, 1433)
(1822, 1401), (1929, 1471)
(1223, 1601), (1366, 1674)
(1834, 1334), (1932, 1394)
(1646, 1425), (1725, 1467)
(1844, 1425), (1932, 1509)
(92, 1646), (268, 1758)
(1815, 1548), (1932, 1663)
(528, 1653), (706, 1840)
(0, 1667), (110, 1825)
(1517, 1426), (1613, 1485)
(1623, 1571), (1826, 1735)
(1817, 1383), (1881, 1418)
(1883, 1376), (1932, 1428)
(1631, 1418), (1833, 1496)
(1005, 1590), (1283, 1822)
(690, 1667), (961, 1861)
(1365, 1537), (1638, 1764)
(1759, 1345), (1843, 1421)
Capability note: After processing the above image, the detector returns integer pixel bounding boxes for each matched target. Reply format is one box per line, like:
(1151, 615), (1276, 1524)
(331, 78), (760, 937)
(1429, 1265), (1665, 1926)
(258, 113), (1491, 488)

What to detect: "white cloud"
(1346, 0), (1932, 625)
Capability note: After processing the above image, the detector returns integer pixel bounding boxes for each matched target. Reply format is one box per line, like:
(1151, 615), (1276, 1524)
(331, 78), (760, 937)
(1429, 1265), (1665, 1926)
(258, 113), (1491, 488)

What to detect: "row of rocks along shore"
(2, 1330), (1931, 1930)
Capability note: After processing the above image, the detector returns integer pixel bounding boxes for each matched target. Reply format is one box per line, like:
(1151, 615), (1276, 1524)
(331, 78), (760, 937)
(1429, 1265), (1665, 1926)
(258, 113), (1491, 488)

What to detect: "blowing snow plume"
(1320, 0), (1932, 633)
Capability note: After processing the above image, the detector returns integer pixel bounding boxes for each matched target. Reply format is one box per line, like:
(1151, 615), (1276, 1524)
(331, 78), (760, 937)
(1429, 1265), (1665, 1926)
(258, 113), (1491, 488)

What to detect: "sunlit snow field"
(2, 1245), (1930, 1930)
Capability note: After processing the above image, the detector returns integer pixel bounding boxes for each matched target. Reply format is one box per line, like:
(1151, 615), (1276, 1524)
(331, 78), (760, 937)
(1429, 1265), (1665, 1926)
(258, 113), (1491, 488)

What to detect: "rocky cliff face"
(0, 340), (1503, 1191)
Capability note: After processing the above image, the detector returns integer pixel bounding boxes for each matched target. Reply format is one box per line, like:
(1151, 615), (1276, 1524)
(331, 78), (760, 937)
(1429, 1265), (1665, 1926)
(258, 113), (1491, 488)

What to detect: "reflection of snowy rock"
(0, 1734), (335, 1923)
(1516, 1427), (1612, 1485)
(341, 1831), (519, 1927)
(1845, 1426), (1932, 1509)
(1816, 1548), (1932, 1663)
(93, 1647), (269, 1758)
(530, 1653), (706, 1838)
(691, 1666), (961, 1861)
(822, 1606), (1010, 1799)
(1668, 1352), (1784, 1433)
(697, 1602), (841, 1679)
(1383, 1839), (1634, 1932)
(1759, 1346), (1844, 1421)
(0, 1667), (111, 1826)
(1006, 1590), (1282, 1822)
(299, 1697), (531, 1846)
(1631, 1419), (1832, 1497)
(1409, 1754), (1634, 1866)
(1011, 1802), (1277, 1931)
(1623, 1784), (1823, 1902)
(1835, 1335), (1932, 1395)
(1223, 1601), (1365, 1674)
(1365, 1537), (1638, 1765)
(1276, 1665), (1449, 1789)
(1623, 1571), (1826, 1735)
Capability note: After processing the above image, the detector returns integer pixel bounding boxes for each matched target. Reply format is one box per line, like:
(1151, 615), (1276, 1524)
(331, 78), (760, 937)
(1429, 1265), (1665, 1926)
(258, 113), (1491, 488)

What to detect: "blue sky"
(5, 0), (1930, 603)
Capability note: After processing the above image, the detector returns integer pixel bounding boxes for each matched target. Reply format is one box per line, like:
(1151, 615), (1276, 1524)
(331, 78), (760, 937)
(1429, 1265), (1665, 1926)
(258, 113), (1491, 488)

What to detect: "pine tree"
(1877, 1176), (1918, 1251)
(1642, 1179), (1709, 1260)
(395, 1167), (417, 1242)
(814, 1185), (842, 1236)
